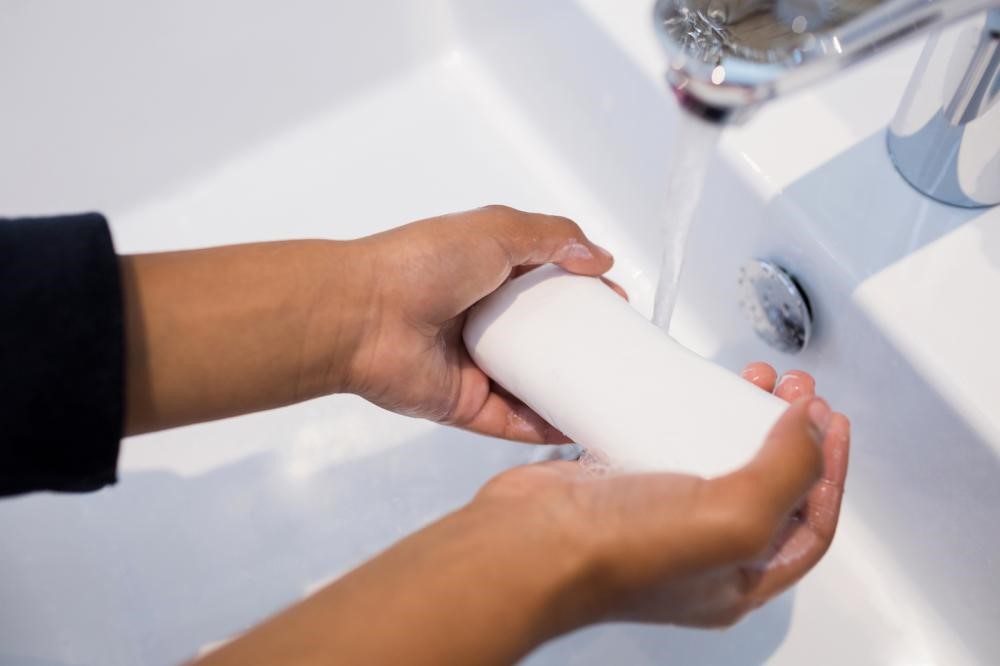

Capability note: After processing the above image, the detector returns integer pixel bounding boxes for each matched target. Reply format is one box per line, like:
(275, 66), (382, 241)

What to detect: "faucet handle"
(888, 11), (1000, 207)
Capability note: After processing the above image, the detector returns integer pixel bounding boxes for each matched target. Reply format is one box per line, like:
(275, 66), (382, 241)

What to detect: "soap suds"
(577, 448), (616, 476)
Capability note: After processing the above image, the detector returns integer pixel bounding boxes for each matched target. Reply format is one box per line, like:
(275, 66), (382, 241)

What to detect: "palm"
(476, 364), (849, 627)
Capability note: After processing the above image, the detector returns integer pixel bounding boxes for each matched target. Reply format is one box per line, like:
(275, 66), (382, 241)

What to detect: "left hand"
(337, 205), (618, 443)
(470, 364), (849, 629)
(198, 365), (849, 666)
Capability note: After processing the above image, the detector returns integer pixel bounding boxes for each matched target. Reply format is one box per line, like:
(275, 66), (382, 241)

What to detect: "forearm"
(197, 503), (594, 666)
(121, 240), (368, 435)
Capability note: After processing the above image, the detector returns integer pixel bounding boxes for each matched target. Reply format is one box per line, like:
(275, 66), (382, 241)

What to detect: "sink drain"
(738, 259), (812, 353)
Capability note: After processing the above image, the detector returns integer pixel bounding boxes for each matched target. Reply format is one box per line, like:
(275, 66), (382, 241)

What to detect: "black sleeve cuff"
(0, 213), (124, 495)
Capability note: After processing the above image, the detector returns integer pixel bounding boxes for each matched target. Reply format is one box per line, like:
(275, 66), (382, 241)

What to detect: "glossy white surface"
(0, 1), (997, 664)
(465, 265), (787, 476)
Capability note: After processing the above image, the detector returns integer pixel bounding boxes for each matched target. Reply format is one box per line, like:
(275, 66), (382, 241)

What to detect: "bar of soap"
(463, 265), (787, 478)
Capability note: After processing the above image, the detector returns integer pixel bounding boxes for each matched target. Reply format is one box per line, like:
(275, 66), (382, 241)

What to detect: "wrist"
(203, 496), (605, 666)
(294, 239), (376, 399)
(455, 494), (608, 642)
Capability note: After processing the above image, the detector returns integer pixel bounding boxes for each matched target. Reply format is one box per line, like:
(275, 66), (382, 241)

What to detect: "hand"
(199, 365), (850, 666)
(339, 205), (617, 443)
(119, 205), (614, 435)
(474, 364), (850, 628)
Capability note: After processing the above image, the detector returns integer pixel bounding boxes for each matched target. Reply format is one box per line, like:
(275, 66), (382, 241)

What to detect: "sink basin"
(1, 1), (997, 664)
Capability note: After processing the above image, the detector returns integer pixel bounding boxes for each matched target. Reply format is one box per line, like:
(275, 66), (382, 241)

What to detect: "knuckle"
(478, 204), (519, 221)
(548, 214), (583, 236)
(479, 205), (530, 237)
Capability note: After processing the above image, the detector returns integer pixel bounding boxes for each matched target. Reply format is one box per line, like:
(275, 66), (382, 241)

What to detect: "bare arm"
(120, 206), (613, 436)
(120, 240), (363, 434)
(197, 383), (849, 666)
(116, 207), (849, 664)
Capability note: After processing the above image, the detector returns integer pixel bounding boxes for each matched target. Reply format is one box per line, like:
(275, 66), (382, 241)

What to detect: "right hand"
(333, 205), (616, 442)
(472, 365), (850, 628)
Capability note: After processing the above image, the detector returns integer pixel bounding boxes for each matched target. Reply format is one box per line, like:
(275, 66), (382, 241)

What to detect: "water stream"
(651, 113), (721, 330)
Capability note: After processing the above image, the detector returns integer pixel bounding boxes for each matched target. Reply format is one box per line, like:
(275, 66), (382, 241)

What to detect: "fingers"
(601, 277), (629, 301)
(745, 411), (850, 601)
(740, 364), (816, 403)
(773, 370), (815, 403)
(741, 363), (777, 393)
(739, 397), (827, 522)
(509, 266), (628, 300)
(476, 205), (614, 276)
(818, 412), (849, 491)
(445, 349), (570, 444)
(458, 387), (571, 445)
(798, 411), (849, 542)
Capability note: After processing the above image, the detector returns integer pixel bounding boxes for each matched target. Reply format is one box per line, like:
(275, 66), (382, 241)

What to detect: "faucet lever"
(888, 10), (1000, 207)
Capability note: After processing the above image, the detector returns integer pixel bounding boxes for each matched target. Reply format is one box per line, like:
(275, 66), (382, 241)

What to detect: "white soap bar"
(463, 265), (788, 478)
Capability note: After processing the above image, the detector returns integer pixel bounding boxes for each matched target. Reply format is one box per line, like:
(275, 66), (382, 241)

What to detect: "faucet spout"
(653, 0), (1000, 206)
(654, 0), (998, 121)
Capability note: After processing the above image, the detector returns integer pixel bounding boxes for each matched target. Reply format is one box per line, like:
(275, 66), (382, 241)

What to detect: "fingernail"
(593, 243), (613, 260)
(807, 398), (831, 442)
(562, 242), (594, 261)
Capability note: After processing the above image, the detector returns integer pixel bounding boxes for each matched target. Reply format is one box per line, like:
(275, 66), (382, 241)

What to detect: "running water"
(651, 114), (721, 330)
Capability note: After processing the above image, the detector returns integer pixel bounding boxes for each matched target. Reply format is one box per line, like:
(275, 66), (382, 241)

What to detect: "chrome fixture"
(738, 260), (813, 353)
(653, 0), (1000, 207)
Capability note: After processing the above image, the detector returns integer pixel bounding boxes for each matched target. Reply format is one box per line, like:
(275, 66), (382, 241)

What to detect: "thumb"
(696, 397), (827, 565)
(477, 205), (614, 276)
(735, 396), (827, 524)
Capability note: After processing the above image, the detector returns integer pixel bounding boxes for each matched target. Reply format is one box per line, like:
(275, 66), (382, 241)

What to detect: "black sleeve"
(0, 213), (124, 495)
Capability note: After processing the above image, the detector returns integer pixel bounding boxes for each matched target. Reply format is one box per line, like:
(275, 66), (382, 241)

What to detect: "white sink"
(1, 1), (997, 664)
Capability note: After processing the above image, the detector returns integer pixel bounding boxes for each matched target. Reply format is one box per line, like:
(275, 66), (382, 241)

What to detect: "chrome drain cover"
(738, 259), (812, 353)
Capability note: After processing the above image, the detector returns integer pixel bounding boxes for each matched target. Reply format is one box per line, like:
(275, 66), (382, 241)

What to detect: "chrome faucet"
(653, 0), (1000, 207)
